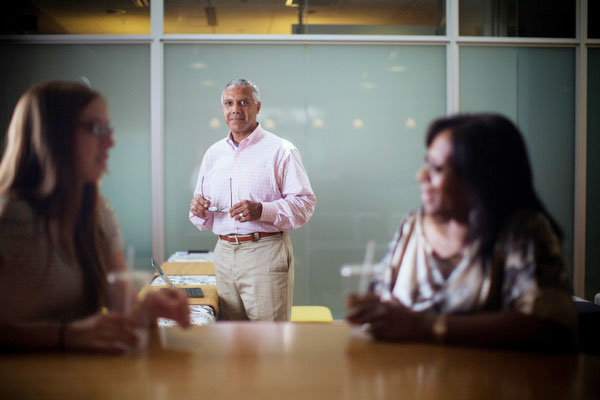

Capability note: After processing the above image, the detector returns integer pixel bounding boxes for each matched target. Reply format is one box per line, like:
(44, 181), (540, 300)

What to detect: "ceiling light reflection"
(264, 119), (276, 130)
(388, 65), (407, 73)
(190, 62), (207, 70)
(209, 117), (221, 128)
(353, 118), (364, 129)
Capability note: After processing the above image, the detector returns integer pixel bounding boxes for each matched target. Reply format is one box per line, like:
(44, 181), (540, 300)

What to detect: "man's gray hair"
(221, 78), (260, 104)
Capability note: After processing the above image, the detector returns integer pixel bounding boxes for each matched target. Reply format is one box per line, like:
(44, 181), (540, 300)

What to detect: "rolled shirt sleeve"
(259, 146), (316, 231)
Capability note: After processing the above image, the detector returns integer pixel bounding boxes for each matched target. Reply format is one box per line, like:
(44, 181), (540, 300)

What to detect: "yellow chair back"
(291, 306), (333, 323)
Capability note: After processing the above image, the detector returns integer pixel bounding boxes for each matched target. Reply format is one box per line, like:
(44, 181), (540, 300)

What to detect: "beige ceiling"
(3, 0), (444, 35)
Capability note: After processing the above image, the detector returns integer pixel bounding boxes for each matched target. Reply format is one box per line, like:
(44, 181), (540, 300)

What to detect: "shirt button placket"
(232, 147), (242, 234)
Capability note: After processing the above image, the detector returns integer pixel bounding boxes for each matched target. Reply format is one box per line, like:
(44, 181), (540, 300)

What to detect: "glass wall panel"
(460, 46), (575, 280)
(1, 0), (150, 34)
(164, 43), (446, 318)
(164, 0), (445, 35)
(586, 48), (600, 300)
(459, 0), (575, 38)
(0, 44), (152, 270)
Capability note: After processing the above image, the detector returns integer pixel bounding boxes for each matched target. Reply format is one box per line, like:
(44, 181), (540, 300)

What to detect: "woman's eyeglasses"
(423, 156), (451, 175)
(201, 177), (232, 213)
(78, 121), (113, 138)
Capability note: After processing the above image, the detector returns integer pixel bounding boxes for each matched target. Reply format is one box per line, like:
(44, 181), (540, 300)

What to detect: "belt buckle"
(227, 233), (259, 244)
(226, 234), (241, 245)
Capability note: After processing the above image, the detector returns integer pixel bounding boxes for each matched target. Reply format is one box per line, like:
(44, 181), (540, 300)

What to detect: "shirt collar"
(226, 123), (264, 149)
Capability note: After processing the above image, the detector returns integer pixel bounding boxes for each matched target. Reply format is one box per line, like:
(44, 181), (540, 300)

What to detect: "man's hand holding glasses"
(190, 195), (211, 218)
(191, 177), (262, 222)
(191, 177), (234, 218)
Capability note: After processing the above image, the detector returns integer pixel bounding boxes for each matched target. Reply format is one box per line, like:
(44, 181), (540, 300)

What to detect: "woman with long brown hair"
(0, 81), (189, 353)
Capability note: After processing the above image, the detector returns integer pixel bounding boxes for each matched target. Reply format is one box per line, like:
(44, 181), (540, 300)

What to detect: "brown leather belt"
(218, 232), (282, 244)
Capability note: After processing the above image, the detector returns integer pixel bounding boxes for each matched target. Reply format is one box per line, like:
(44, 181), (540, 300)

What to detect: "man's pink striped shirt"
(189, 124), (316, 235)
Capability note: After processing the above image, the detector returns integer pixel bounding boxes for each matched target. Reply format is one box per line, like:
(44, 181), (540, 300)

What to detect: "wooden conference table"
(1, 322), (599, 399)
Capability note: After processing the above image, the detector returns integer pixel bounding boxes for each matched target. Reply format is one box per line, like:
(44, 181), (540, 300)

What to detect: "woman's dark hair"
(425, 113), (562, 258)
(0, 81), (109, 310)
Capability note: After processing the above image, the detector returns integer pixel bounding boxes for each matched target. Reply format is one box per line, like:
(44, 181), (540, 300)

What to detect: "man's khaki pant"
(214, 233), (293, 321)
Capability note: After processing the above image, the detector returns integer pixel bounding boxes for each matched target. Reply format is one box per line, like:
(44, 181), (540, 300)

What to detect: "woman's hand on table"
(142, 288), (191, 328)
(345, 299), (428, 342)
(63, 289), (190, 354)
(64, 312), (140, 354)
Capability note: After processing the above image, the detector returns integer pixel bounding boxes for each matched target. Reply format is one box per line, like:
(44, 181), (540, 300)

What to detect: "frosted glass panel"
(459, 47), (518, 117)
(0, 44), (151, 270)
(460, 46), (575, 280)
(303, 45), (445, 313)
(586, 48), (600, 300)
(164, 44), (445, 318)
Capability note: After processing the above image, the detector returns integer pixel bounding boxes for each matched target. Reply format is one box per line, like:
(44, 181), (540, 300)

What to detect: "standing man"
(189, 79), (316, 321)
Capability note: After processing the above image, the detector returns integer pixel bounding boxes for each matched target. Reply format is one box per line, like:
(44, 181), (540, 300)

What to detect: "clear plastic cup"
(106, 270), (152, 351)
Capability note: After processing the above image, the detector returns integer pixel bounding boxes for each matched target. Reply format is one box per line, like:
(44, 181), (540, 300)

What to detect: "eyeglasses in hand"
(201, 177), (232, 213)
